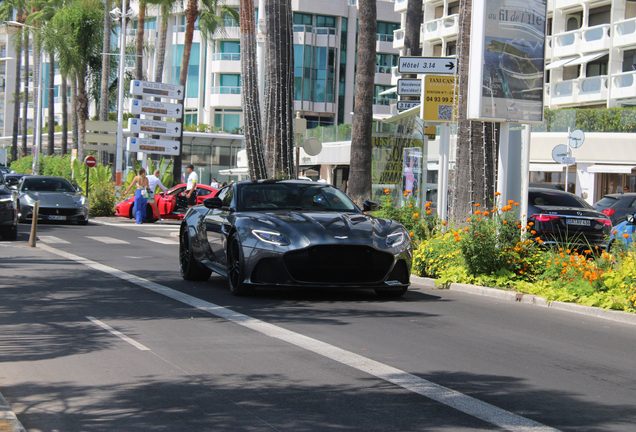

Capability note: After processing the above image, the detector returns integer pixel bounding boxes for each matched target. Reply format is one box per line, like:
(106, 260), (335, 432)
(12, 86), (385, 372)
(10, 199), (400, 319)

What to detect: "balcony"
(422, 14), (459, 42)
(393, 29), (405, 50)
(210, 53), (241, 73)
(375, 68), (393, 85)
(394, 0), (407, 12)
(549, 75), (608, 106)
(209, 86), (242, 106)
(377, 33), (394, 53)
(614, 18), (636, 49)
(553, 23), (610, 58)
(611, 71), (636, 101)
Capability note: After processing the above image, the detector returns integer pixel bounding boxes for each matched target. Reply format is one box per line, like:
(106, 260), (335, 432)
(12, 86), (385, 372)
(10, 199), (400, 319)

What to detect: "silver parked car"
(17, 176), (89, 225)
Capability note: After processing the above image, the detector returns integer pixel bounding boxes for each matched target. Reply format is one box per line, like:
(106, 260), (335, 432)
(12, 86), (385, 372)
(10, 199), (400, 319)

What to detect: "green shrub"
(413, 232), (464, 278)
(89, 181), (117, 217)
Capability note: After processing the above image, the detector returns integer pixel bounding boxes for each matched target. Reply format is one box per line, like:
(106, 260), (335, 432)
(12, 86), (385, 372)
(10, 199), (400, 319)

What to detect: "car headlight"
(386, 230), (407, 248)
(0, 197), (14, 209)
(252, 229), (291, 246)
(23, 195), (36, 205)
(75, 196), (88, 206)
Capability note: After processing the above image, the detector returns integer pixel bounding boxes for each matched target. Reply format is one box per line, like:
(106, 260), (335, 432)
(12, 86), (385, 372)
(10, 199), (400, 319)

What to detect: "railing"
(223, 18), (239, 28)
(614, 70), (636, 90)
(393, 29), (404, 42)
(554, 80), (574, 97)
(372, 97), (395, 106)
(173, 23), (199, 33)
(375, 65), (393, 74)
(579, 76), (606, 94)
(583, 24), (610, 43)
(377, 34), (394, 42)
(54, 96), (71, 104)
(293, 24), (312, 33)
(126, 28), (138, 37)
(614, 17), (636, 47)
(314, 27), (336, 35)
(292, 25), (336, 35)
(555, 29), (580, 48)
(211, 53), (241, 61)
(211, 86), (242, 95)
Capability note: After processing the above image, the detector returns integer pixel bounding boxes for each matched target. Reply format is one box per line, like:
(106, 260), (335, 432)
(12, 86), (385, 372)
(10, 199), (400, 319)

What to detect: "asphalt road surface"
(1, 218), (635, 432)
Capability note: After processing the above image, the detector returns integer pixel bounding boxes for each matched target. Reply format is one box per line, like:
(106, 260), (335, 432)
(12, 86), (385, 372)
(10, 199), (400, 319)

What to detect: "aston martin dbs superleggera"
(179, 180), (412, 297)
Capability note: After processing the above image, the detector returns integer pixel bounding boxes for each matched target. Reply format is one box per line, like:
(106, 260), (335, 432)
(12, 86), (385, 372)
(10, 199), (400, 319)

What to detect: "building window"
(173, 42), (200, 98)
(376, 53), (398, 73)
(446, 42), (457, 56)
(376, 21), (399, 36)
(293, 13), (313, 25)
(586, 55), (608, 77)
(214, 109), (242, 133)
(316, 15), (336, 28)
(623, 49), (636, 72)
(184, 110), (198, 127)
(220, 41), (240, 54)
(448, 1), (459, 15)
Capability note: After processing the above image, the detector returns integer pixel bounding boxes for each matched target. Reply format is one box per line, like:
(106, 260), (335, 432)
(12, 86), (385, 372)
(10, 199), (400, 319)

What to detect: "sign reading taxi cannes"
(422, 75), (458, 122)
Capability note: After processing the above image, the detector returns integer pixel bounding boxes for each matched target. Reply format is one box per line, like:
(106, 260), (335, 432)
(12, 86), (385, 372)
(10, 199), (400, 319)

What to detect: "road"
(1, 219), (635, 432)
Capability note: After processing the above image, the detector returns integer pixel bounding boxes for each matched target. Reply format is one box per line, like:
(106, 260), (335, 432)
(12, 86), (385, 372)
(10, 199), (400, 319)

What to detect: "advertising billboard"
(467, 0), (548, 123)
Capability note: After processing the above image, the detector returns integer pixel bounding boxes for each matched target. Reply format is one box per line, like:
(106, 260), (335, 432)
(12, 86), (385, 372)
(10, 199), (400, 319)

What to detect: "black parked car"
(528, 188), (612, 249)
(4, 173), (30, 188)
(0, 172), (18, 240)
(593, 193), (636, 226)
(179, 180), (413, 297)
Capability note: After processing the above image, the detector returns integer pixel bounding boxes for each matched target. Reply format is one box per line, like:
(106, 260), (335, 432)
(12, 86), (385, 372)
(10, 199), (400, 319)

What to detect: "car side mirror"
(363, 200), (380, 212)
(627, 214), (636, 225)
(203, 197), (223, 209)
(9, 185), (17, 191)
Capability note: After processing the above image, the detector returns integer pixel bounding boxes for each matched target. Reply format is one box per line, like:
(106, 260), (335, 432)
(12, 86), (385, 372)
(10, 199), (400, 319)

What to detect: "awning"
(587, 164), (636, 174)
(299, 164), (320, 171)
(219, 167), (249, 175)
(545, 57), (578, 70)
(529, 163), (566, 172)
(565, 52), (608, 67)
(379, 87), (397, 96)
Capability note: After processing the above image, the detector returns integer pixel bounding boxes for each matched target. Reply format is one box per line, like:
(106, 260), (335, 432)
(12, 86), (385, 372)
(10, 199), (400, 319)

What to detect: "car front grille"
(38, 207), (80, 216)
(283, 245), (394, 284)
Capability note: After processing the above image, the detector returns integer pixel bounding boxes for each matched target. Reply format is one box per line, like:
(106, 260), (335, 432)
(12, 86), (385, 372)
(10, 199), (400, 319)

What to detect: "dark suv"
(528, 188), (611, 249)
(0, 171), (18, 240)
(593, 193), (636, 226)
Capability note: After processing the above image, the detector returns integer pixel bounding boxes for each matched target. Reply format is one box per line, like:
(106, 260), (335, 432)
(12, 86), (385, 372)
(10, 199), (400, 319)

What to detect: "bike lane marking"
(38, 243), (561, 432)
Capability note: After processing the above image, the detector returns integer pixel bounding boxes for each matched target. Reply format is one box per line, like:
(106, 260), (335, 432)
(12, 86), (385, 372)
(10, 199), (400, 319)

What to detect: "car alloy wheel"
(179, 227), (211, 281)
(227, 233), (253, 296)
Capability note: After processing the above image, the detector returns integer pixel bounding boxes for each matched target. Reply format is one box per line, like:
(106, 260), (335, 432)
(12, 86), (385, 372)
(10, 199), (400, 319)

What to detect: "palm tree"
(262, 0), (294, 179)
(21, 27), (29, 157)
(348, 0), (376, 206)
(239, 0), (267, 179)
(60, 73), (67, 154)
(98, 0), (112, 165)
(172, 0), (237, 183)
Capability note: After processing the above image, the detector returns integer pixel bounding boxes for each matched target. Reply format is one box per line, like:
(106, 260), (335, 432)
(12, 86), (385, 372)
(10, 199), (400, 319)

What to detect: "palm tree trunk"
(348, 0), (376, 206)
(154, 3), (168, 84)
(174, 0), (198, 184)
(61, 74), (68, 155)
(136, 0), (145, 82)
(71, 74), (79, 154)
(11, 30), (22, 162)
(21, 31), (29, 157)
(99, 0), (112, 165)
(240, 0), (267, 180)
(47, 51), (55, 155)
(33, 43), (41, 158)
(263, 0), (294, 178)
(76, 74), (89, 162)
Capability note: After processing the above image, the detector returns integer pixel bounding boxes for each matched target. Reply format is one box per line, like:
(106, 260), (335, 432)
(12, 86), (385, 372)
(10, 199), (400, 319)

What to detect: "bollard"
(28, 201), (40, 247)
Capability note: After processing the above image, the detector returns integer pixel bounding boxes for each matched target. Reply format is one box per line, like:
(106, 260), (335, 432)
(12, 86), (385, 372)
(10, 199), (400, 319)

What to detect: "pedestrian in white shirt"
(147, 169), (168, 221)
(186, 164), (198, 207)
(210, 178), (219, 189)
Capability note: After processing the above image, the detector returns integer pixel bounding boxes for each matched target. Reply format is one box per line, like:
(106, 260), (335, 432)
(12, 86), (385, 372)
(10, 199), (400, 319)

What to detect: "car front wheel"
(179, 227), (212, 281)
(227, 233), (253, 296)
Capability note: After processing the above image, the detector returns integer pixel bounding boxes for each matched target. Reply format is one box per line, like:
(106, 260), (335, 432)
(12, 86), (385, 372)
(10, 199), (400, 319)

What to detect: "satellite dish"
(568, 129), (585, 148)
(551, 144), (569, 164)
(302, 137), (322, 156)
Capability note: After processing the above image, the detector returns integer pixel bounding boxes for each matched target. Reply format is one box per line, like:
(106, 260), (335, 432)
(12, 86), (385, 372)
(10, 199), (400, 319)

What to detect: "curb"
(410, 274), (636, 326)
(0, 392), (25, 432)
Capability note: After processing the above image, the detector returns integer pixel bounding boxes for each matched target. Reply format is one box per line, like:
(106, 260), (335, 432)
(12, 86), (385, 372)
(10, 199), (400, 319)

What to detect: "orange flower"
(384, 189), (390, 194)
(495, 192), (501, 196)
(403, 192), (408, 196)
(388, 199), (391, 202)
(535, 237), (541, 241)
(502, 220), (507, 224)
(405, 190), (411, 194)
(613, 230), (618, 235)
(425, 202), (431, 208)
(475, 203), (480, 207)
(566, 249), (571, 254)
(531, 230), (536, 234)
(455, 236), (461, 242)
(623, 233), (630, 238)
(508, 199), (514, 204)
(475, 210), (481, 215)
(426, 210), (432, 214)
(408, 204), (413, 208)
(519, 270), (523, 274)
(442, 221), (447, 226)
(453, 232), (459, 236)
(353, 200), (357, 203)
(413, 213), (419, 218)
(483, 211), (490, 216)
(464, 227), (469, 231)
(514, 203), (519, 206)
(409, 232), (414, 237)
(467, 218), (471, 222)
(528, 222), (534, 226)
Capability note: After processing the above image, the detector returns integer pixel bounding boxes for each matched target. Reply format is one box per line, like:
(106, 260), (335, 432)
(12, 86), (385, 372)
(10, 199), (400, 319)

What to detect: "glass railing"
(293, 24), (312, 33)
(377, 34), (394, 42)
(211, 53), (241, 61)
(173, 23), (200, 33)
(211, 86), (242, 95)
(534, 107), (636, 133)
(314, 27), (336, 35)
(375, 65), (393, 74)
(223, 18), (239, 27)
(372, 97), (394, 106)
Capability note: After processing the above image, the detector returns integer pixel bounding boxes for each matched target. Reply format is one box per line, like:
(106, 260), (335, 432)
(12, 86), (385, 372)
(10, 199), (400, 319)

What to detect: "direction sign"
(397, 79), (421, 95)
(130, 99), (183, 118)
(128, 118), (181, 137)
(127, 137), (181, 156)
(397, 101), (421, 111)
(398, 56), (456, 75)
(561, 156), (576, 166)
(130, 80), (184, 100)
(84, 156), (97, 168)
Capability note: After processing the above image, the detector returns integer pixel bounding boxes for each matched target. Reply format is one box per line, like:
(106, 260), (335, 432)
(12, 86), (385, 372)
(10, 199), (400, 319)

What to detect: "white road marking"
(86, 316), (150, 351)
(139, 237), (179, 245)
(86, 236), (130, 244)
(37, 236), (70, 244)
(38, 244), (560, 432)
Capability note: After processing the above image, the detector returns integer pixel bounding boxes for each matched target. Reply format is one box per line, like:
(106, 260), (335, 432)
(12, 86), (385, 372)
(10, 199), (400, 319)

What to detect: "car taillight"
(596, 219), (612, 226)
(532, 214), (559, 222)
(602, 209), (615, 217)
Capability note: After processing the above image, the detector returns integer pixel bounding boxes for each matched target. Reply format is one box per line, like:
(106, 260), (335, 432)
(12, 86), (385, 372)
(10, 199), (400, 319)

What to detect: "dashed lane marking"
(85, 236), (130, 244)
(36, 236), (70, 244)
(139, 237), (179, 245)
(38, 244), (561, 432)
(86, 316), (150, 351)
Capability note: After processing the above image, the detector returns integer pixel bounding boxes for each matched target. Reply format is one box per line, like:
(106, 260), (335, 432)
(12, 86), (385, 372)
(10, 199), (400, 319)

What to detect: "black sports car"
(179, 180), (412, 297)
(0, 171), (18, 240)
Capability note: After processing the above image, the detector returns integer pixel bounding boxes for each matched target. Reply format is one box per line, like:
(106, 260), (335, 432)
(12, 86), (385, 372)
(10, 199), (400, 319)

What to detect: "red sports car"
(115, 183), (218, 222)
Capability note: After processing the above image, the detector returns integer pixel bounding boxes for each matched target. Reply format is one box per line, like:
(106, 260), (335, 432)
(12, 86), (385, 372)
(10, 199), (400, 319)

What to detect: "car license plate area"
(567, 218), (590, 227)
(48, 215), (66, 220)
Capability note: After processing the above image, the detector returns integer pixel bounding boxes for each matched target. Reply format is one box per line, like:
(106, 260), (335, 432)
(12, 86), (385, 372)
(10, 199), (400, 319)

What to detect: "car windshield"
(22, 177), (75, 193)
(529, 191), (593, 209)
(238, 183), (360, 212)
(595, 196), (620, 207)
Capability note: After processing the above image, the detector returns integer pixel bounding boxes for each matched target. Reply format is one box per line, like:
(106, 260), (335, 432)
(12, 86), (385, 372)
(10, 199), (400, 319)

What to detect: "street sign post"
(130, 99), (183, 118)
(84, 156), (96, 198)
(130, 80), (184, 100)
(398, 56), (456, 74)
(397, 79), (421, 95)
(128, 118), (182, 137)
(397, 101), (421, 111)
(127, 137), (181, 156)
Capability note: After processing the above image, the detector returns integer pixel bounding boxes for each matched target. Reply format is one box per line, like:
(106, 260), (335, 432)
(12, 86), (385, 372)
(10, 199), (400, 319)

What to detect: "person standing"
(124, 168), (150, 224)
(210, 178), (219, 189)
(186, 164), (198, 208)
(147, 169), (168, 221)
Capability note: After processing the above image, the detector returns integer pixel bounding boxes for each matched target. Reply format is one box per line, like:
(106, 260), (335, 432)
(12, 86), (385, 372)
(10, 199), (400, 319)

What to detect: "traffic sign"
(130, 80), (184, 100)
(397, 101), (421, 111)
(398, 56), (456, 74)
(423, 75), (457, 122)
(568, 129), (585, 148)
(551, 144), (569, 164)
(128, 118), (181, 137)
(130, 99), (183, 118)
(397, 79), (421, 95)
(84, 156), (97, 168)
(561, 156), (576, 166)
(127, 137), (181, 156)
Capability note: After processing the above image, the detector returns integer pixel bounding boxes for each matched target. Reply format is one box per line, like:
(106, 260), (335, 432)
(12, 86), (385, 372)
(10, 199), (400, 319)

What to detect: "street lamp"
(5, 21), (43, 174)
(109, 4), (135, 192)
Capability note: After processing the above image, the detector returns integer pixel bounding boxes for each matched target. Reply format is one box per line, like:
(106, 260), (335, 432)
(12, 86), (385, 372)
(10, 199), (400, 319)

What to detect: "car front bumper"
(20, 205), (89, 222)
